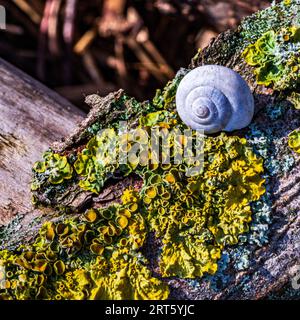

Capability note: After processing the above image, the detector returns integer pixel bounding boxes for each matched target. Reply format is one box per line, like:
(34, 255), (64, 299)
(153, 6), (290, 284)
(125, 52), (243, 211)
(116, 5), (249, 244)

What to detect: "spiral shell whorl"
(176, 65), (254, 134)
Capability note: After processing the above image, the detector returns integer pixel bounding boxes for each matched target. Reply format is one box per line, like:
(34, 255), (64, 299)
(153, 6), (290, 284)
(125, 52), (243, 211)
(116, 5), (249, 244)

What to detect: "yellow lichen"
(242, 26), (300, 90)
(89, 250), (169, 300)
(74, 129), (118, 193)
(31, 152), (73, 189)
(0, 196), (168, 300)
(6, 84), (267, 299)
(120, 132), (265, 278)
(288, 129), (300, 153)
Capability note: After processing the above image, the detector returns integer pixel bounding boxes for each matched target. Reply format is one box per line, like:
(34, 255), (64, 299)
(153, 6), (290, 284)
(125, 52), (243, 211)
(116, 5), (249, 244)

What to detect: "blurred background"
(0, 0), (271, 111)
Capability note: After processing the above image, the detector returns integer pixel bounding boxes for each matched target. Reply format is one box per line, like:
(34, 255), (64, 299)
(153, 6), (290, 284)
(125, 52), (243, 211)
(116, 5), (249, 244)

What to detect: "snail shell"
(175, 65), (254, 134)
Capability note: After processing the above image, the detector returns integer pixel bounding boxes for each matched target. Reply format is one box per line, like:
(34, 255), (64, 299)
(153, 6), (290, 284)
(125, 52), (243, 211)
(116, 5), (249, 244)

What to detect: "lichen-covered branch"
(1, 1), (300, 300)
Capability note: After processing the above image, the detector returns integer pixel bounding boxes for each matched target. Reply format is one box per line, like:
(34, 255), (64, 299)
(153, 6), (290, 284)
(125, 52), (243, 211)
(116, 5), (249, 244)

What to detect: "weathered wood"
(0, 58), (84, 227)
(0, 2), (300, 300)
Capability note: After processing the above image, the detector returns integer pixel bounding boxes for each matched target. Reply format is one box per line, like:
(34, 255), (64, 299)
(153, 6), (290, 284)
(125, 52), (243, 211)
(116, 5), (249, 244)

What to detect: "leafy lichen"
(0, 198), (169, 300)
(152, 71), (186, 110)
(288, 129), (300, 152)
(31, 152), (73, 189)
(0, 81), (267, 299)
(142, 133), (265, 278)
(243, 26), (300, 90)
(73, 129), (119, 194)
(239, 0), (300, 45)
(1, 0), (299, 300)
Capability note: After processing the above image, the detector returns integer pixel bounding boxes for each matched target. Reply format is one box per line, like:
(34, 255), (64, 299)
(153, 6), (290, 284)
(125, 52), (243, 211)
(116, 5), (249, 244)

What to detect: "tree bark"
(1, 2), (300, 300)
(0, 57), (84, 241)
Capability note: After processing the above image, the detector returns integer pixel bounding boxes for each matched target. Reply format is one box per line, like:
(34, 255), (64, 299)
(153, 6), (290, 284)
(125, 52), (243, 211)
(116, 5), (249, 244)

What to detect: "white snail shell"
(175, 65), (254, 134)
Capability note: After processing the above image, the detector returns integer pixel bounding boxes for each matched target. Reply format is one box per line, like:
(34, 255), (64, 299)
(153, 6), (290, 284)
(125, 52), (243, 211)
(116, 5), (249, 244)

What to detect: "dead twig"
(74, 27), (98, 55)
(12, 0), (42, 25)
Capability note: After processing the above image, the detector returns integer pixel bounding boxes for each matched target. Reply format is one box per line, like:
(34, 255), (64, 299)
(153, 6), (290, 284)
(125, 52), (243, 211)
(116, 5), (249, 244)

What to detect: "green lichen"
(72, 116), (265, 279)
(3, 0), (298, 299)
(74, 129), (119, 194)
(243, 26), (300, 90)
(82, 94), (156, 145)
(141, 133), (265, 278)
(3, 33), (271, 299)
(239, 0), (300, 44)
(288, 129), (300, 152)
(1, 107), (266, 299)
(73, 110), (180, 194)
(152, 70), (186, 110)
(287, 92), (300, 109)
(0, 197), (169, 300)
(31, 152), (73, 190)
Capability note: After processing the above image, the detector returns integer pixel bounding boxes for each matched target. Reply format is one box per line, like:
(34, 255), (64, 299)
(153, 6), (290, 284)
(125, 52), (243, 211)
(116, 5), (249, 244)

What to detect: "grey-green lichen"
(242, 26), (300, 90)
(2, 0), (300, 300)
(0, 197), (169, 300)
(0, 75), (268, 299)
(240, 0), (300, 45)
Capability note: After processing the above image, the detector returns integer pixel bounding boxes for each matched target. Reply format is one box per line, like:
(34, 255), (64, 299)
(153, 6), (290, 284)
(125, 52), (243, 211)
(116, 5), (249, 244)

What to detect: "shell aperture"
(175, 65), (254, 134)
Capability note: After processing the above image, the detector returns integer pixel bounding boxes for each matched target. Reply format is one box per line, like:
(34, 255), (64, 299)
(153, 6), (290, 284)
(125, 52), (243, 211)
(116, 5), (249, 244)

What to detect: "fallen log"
(0, 1), (300, 300)
(0, 57), (84, 241)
